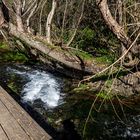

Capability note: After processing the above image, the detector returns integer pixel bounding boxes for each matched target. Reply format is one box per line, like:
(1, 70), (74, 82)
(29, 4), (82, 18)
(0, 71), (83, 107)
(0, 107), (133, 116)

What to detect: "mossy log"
(9, 23), (106, 77)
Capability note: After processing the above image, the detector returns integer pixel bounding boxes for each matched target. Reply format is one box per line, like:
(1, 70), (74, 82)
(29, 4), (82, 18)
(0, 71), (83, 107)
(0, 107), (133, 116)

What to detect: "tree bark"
(26, 2), (37, 33)
(96, 0), (140, 66)
(0, 6), (5, 26)
(46, 0), (57, 44)
(15, 0), (24, 32)
(96, 0), (131, 47)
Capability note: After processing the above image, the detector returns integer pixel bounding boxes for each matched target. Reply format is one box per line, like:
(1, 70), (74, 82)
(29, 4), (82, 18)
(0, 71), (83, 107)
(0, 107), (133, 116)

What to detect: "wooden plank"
(0, 100), (31, 140)
(0, 124), (9, 140)
(0, 86), (51, 140)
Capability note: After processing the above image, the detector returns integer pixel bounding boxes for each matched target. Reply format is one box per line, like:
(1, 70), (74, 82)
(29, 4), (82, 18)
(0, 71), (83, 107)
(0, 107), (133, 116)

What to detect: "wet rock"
(113, 72), (140, 97)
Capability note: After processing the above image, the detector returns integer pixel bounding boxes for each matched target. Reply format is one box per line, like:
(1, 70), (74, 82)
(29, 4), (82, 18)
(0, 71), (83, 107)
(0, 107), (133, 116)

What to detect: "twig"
(0, 30), (8, 41)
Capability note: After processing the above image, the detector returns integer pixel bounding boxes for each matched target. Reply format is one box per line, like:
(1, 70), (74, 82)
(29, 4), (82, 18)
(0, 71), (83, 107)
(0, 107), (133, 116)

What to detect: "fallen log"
(8, 23), (106, 78)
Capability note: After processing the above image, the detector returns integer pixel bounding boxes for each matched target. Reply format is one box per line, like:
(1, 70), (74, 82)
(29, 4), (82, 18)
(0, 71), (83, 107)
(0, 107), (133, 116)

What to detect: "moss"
(97, 91), (113, 100)
(0, 42), (9, 49)
(95, 55), (114, 64)
(105, 79), (113, 87)
(1, 52), (28, 62)
(33, 36), (59, 50)
(8, 82), (18, 93)
(71, 48), (114, 66)
(96, 78), (114, 100)
(73, 84), (91, 93)
(71, 49), (93, 61)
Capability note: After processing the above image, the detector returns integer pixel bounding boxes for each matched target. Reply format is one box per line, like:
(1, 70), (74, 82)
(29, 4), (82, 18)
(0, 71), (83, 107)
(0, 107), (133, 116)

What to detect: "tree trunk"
(26, 2), (37, 33)
(46, 0), (57, 44)
(96, 0), (140, 66)
(15, 0), (24, 32)
(96, 0), (131, 47)
(0, 6), (4, 26)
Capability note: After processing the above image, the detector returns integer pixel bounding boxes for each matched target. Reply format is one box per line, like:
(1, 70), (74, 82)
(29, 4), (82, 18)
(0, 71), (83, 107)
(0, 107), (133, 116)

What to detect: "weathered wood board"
(0, 86), (52, 140)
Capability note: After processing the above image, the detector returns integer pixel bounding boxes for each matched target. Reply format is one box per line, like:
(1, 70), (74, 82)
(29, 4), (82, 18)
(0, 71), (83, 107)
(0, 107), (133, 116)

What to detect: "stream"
(6, 64), (64, 109)
(0, 63), (140, 140)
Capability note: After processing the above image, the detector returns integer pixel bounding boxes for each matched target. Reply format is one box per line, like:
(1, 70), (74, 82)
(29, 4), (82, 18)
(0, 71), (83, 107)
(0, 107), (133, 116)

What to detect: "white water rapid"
(7, 65), (64, 109)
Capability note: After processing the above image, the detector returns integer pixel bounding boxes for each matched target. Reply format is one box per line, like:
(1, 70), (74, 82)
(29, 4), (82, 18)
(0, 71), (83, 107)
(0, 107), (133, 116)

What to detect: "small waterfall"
(22, 70), (62, 108)
(6, 65), (64, 109)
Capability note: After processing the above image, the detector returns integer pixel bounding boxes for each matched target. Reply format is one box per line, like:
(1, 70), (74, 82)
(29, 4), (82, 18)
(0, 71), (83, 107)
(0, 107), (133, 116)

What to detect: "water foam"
(7, 65), (63, 109)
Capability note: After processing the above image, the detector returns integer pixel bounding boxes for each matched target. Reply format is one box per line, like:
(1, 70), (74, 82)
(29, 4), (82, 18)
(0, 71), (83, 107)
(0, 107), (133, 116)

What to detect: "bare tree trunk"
(0, 6), (5, 26)
(39, 0), (47, 35)
(46, 0), (57, 44)
(61, 0), (68, 44)
(15, 0), (24, 32)
(117, 0), (132, 61)
(26, 1), (37, 33)
(96, 0), (132, 47)
(117, 0), (123, 25)
(96, 0), (139, 66)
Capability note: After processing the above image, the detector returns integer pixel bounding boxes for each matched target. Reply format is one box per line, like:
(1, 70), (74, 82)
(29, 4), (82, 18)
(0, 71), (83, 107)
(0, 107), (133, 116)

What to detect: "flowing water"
(6, 65), (64, 109)
(0, 63), (140, 140)
(7, 65), (64, 110)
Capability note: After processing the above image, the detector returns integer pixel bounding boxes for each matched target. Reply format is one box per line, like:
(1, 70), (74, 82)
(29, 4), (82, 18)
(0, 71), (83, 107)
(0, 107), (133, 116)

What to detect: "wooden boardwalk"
(0, 86), (52, 140)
